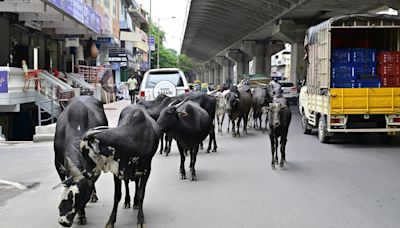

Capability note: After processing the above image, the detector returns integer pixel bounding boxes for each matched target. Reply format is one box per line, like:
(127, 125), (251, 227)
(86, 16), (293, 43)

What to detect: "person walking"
(127, 74), (138, 103)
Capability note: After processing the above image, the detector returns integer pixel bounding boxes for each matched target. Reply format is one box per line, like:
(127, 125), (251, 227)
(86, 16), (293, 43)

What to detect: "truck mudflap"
(330, 88), (400, 115)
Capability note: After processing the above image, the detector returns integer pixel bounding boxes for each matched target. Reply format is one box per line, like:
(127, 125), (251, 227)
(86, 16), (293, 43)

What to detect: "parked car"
(138, 68), (190, 101)
(279, 81), (298, 105)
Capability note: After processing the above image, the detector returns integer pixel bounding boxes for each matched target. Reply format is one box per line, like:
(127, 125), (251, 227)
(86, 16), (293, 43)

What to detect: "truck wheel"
(301, 114), (312, 134)
(318, 116), (330, 143)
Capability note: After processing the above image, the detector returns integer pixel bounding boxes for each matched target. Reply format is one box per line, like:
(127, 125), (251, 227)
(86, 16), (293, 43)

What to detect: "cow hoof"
(137, 223), (147, 228)
(181, 174), (186, 180)
(123, 202), (130, 209)
(78, 216), (87, 225)
(90, 193), (98, 203)
(191, 176), (197, 181)
(133, 204), (139, 210)
(105, 223), (114, 228)
(206, 149), (211, 153)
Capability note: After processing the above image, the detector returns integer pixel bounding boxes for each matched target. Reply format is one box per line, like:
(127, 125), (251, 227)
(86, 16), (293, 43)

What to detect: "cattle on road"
(157, 99), (211, 181)
(81, 105), (160, 228)
(226, 85), (252, 137)
(54, 96), (108, 227)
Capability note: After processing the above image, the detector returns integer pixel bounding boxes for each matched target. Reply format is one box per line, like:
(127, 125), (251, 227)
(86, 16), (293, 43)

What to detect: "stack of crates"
(378, 51), (400, 87)
(331, 48), (379, 88)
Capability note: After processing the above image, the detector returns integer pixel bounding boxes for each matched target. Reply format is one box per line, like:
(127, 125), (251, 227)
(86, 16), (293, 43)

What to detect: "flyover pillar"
(204, 62), (214, 84)
(241, 40), (267, 75)
(215, 56), (232, 85)
(211, 61), (220, 86)
(226, 50), (249, 85)
(272, 19), (308, 84)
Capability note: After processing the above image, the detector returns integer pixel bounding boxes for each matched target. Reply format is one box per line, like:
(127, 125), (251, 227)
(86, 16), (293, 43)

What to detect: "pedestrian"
(127, 74), (138, 103)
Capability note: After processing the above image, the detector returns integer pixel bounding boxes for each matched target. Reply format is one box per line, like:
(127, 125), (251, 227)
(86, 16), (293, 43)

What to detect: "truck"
(299, 14), (400, 143)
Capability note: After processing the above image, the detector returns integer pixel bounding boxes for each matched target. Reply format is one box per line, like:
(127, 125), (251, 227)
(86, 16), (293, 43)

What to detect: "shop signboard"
(109, 48), (128, 67)
(65, 37), (80, 47)
(0, 70), (8, 93)
(48, 0), (100, 34)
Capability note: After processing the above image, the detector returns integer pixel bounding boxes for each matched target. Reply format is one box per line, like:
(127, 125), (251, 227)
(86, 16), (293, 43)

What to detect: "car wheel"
(301, 114), (312, 135)
(318, 116), (330, 143)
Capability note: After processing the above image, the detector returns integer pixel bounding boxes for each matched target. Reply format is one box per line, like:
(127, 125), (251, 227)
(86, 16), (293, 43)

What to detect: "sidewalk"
(103, 99), (131, 127)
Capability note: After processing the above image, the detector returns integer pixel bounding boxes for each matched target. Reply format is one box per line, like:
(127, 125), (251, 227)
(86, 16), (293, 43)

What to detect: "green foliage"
(149, 22), (194, 74)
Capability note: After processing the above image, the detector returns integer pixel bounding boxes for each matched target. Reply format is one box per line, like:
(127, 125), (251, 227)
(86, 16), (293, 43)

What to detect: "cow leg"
(190, 145), (199, 181)
(217, 115), (222, 134)
(77, 209), (87, 225)
(212, 126), (217, 152)
(259, 115), (263, 130)
(178, 144), (186, 179)
(165, 135), (172, 156)
(274, 137), (279, 165)
(136, 172), (150, 227)
(227, 116), (230, 133)
(105, 176), (122, 228)
(159, 134), (164, 154)
(231, 120), (236, 137)
(123, 179), (131, 209)
(244, 115), (249, 134)
(55, 160), (65, 181)
(237, 118), (241, 137)
(133, 178), (140, 209)
(269, 134), (276, 170)
(280, 136), (287, 170)
(90, 185), (99, 203)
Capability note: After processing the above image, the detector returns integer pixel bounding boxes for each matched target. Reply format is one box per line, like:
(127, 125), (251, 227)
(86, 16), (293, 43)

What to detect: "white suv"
(279, 81), (299, 104)
(139, 68), (190, 101)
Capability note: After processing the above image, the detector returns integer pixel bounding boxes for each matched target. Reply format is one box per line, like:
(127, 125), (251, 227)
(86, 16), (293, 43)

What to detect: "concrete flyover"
(181, 0), (399, 84)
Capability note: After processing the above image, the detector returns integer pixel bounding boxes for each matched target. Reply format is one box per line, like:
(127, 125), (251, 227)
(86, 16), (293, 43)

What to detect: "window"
(145, 72), (184, 88)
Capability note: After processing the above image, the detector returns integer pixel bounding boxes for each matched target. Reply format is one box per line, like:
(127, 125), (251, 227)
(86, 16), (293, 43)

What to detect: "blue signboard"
(48, 0), (100, 34)
(0, 71), (8, 93)
(149, 36), (155, 45)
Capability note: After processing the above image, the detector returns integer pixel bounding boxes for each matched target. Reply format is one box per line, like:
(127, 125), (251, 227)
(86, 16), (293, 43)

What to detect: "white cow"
(214, 90), (230, 134)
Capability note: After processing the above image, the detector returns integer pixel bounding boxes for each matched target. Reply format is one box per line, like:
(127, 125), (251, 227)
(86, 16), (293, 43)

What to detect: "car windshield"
(145, 72), (184, 88)
(280, 82), (294, 87)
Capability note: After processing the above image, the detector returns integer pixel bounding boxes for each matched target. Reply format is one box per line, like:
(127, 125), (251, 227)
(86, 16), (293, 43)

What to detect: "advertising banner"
(0, 71), (8, 93)
(48, 0), (100, 34)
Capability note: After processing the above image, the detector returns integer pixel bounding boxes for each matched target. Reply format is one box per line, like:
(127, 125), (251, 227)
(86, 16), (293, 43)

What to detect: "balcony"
(128, 6), (148, 25)
(120, 27), (148, 52)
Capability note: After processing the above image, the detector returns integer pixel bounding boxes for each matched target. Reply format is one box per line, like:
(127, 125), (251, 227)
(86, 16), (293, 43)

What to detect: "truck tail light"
(185, 89), (190, 93)
(331, 118), (342, 124)
(140, 91), (145, 97)
(330, 116), (346, 125)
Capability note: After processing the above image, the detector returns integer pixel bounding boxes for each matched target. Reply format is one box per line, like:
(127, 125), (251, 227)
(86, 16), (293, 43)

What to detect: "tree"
(149, 22), (195, 77)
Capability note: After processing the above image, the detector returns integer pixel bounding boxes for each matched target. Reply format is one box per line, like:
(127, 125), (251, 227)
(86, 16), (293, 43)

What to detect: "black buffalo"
(268, 97), (291, 170)
(54, 96), (108, 227)
(226, 85), (252, 137)
(176, 92), (217, 152)
(251, 87), (272, 131)
(157, 99), (211, 181)
(81, 105), (160, 228)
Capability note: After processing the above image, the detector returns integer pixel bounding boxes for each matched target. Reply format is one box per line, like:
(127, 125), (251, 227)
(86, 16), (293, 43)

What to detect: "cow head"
(58, 157), (92, 227)
(225, 91), (239, 112)
(269, 102), (283, 129)
(157, 99), (187, 132)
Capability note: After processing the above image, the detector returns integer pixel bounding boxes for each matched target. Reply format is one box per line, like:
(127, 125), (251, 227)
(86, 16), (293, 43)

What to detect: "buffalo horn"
(84, 129), (103, 140)
(167, 100), (179, 107)
(174, 97), (189, 108)
(66, 157), (83, 180)
(255, 81), (267, 86)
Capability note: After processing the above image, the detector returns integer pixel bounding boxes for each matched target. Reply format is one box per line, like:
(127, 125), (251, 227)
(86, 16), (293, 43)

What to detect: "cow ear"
(178, 111), (188, 117)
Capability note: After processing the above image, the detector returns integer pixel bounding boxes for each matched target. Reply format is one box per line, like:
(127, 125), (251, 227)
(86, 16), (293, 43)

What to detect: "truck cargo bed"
(330, 88), (400, 114)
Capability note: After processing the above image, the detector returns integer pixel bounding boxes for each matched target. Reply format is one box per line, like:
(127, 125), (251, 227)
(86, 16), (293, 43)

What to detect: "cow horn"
(90, 126), (109, 131)
(167, 100), (179, 107)
(174, 97), (188, 108)
(84, 129), (103, 140)
(66, 157), (83, 180)
(255, 81), (267, 86)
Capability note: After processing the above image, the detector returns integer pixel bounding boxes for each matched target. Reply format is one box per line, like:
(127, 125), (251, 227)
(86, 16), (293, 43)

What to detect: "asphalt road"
(1, 109), (400, 228)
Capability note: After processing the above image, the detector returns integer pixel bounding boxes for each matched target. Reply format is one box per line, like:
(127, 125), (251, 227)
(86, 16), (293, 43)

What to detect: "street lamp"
(157, 16), (176, 69)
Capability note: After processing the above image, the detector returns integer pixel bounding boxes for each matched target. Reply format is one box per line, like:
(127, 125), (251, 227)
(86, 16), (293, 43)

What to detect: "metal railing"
(38, 98), (55, 126)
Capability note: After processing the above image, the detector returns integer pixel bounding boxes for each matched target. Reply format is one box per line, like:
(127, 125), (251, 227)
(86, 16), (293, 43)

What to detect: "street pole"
(148, 0), (152, 70)
(156, 17), (176, 69)
(157, 18), (160, 69)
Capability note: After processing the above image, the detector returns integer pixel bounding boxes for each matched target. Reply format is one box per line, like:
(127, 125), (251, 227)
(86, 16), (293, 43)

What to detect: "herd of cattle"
(53, 84), (292, 227)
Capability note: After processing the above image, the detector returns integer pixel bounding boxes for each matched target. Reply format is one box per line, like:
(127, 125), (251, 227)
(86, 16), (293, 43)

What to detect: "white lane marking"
(0, 180), (27, 190)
